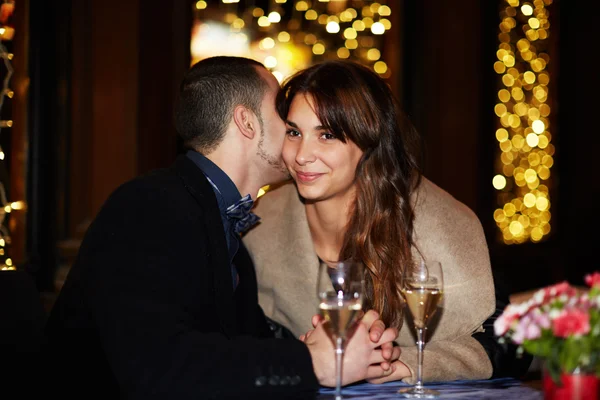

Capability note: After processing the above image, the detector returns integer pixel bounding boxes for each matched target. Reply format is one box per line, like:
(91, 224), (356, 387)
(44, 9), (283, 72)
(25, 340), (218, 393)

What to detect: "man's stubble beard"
(256, 129), (291, 184)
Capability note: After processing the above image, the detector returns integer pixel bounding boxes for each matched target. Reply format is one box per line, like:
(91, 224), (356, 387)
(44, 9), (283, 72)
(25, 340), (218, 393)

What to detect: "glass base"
(397, 386), (440, 398)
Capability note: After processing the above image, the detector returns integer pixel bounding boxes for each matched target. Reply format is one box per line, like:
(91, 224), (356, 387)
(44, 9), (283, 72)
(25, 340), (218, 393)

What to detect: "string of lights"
(0, 0), (18, 270)
(191, 0), (393, 83)
(492, 0), (554, 244)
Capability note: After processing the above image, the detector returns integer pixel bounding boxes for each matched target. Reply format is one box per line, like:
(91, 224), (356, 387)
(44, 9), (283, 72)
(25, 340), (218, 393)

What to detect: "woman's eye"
(321, 132), (336, 140)
(286, 128), (300, 137)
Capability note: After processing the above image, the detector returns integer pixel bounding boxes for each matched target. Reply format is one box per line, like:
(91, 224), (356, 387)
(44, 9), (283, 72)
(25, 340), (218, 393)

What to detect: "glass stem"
(335, 336), (344, 400)
(416, 327), (425, 389)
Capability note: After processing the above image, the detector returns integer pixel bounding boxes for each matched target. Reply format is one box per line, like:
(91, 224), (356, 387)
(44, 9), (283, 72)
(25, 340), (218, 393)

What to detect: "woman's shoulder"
(414, 177), (481, 225)
(412, 177), (485, 244)
(253, 180), (302, 215)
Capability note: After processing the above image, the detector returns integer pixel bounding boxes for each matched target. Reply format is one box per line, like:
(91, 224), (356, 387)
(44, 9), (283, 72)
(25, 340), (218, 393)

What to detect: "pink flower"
(544, 281), (577, 300)
(494, 304), (524, 336)
(585, 272), (600, 288)
(552, 309), (590, 338)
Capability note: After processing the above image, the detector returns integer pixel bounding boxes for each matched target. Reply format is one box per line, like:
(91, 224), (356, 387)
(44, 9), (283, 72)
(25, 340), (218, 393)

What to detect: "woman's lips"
(295, 172), (324, 183)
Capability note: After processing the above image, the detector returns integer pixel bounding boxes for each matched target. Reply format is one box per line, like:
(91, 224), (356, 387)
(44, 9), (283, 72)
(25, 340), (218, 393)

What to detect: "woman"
(243, 60), (496, 383)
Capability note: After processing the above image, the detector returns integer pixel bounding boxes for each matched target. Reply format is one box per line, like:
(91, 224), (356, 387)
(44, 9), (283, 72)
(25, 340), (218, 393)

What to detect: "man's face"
(255, 67), (290, 184)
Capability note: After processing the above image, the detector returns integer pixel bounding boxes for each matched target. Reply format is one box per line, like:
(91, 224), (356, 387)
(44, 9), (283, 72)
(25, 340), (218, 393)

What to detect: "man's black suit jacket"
(44, 155), (319, 399)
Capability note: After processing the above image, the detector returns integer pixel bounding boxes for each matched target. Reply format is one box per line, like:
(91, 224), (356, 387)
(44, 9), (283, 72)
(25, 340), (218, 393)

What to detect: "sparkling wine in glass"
(398, 260), (444, 398)
(317, 259), (364, 400)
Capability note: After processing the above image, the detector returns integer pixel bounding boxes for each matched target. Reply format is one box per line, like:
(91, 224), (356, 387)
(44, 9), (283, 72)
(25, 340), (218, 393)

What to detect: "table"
(317, 377), (543, 399)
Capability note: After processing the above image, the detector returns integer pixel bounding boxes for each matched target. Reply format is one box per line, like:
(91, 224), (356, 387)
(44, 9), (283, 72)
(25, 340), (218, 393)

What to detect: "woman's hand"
(303, 310), (402, 386)
(366, 359), (412, 384)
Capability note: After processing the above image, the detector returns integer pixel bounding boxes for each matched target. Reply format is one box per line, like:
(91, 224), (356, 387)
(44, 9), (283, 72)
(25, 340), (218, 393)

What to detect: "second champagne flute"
(317, 259), (364, 400)
(398, 259), (444, 398)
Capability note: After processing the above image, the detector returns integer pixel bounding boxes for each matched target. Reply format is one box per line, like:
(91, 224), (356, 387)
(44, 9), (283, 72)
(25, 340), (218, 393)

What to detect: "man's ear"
(233, 105), (256, 140)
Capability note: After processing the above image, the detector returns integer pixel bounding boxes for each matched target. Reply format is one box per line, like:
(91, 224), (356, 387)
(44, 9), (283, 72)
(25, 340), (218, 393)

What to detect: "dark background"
(7, 0), (591, 301)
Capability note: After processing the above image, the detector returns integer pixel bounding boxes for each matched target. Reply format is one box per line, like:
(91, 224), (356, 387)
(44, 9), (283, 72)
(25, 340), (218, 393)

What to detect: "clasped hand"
(301, 309), (402, 387)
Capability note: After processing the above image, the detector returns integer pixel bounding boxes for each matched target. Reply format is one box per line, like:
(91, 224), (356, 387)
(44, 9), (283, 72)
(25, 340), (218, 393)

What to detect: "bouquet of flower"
(494, 272), (600, 383)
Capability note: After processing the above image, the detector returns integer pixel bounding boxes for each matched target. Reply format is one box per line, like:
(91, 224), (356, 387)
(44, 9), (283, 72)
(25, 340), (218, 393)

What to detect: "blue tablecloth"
(317, 377), (542, 399)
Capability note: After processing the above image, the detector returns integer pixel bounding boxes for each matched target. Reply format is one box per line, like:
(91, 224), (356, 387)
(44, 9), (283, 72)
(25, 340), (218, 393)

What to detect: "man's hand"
(304, 310), (402, 387)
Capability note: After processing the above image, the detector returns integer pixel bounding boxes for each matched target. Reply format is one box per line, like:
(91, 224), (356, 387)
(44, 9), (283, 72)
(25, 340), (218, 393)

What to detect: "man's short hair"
(174, 56), (268, 153)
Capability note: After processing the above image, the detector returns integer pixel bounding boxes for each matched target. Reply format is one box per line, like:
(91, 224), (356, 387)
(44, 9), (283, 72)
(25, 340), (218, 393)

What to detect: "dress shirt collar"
(186, 150), (242, 210)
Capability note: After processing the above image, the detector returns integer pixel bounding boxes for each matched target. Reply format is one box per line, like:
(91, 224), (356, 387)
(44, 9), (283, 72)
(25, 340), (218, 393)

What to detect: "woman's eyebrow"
(286, 120), (329, 131)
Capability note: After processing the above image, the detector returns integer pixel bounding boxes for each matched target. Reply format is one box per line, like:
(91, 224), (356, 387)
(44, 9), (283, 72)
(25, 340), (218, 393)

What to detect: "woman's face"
(283, 93), (363, 202)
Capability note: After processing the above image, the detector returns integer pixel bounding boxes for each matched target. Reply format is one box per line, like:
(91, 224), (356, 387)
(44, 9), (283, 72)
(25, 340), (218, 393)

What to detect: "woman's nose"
(295, 138), (317, 165)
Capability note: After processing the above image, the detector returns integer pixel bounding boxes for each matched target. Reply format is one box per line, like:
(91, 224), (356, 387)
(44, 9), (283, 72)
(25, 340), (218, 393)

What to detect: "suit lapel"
(173, 155), (237, 337)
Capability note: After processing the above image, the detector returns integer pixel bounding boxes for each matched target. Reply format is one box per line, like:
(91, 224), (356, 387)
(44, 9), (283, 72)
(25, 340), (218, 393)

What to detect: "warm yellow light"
(379, 5), (392, 16)
(5, 258), (12, 266)
(326, 21), (340, 33)
(312, 43), (325, 55)
(373, 61), (387, 74)
(526, 133), (539, 147)
(495, 103), (508, 117)
(258, 16), (270, 27)
(352, 20), (365, 31)
(296, 1), (309, 11)
(305, 10), (318, 20)
(494, 61), (506, 74)
(231, 18), (245, 29)
(528, 18), (540, 29)
(337, 48), (350, 59)
(498, 89), (511, 102)
(532, 119), (545, 134)
(521, 4), (534, 16)
(523, 71), (536, 84)
(509, 221), (524, 236)
(0, 239), (4, 247)
(523, 193), (537, 207)
(272, 71), (283, 83)
(371, 22), (385, 35)
(0, 152), (4, 160)
(493, 175), (507, 190)
(268, 12), (281, 23)
(260, 37), (275, 50)
(10, 201), (25, 210)
(304, 34), (317, 45)
(195, 1), (207, 10)
(496, 128), (509, 142)
(344, 28), (357, 39)
(264, 56), (277, 69)
(252, 7), (264, 17)
(380, 19), (392, 30)
(257, 185), (270, 198)
(345, 39), (358, 49)
(340, 11), (353, 22)
(4, 205), (11, 213)
(536, 197), (549, 211)
(367, 48), (381, 61)
(277, 31), (290, 43)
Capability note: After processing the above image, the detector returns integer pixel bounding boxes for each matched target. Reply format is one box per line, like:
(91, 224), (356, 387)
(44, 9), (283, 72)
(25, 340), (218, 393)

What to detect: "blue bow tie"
(226, 194), (261, 234)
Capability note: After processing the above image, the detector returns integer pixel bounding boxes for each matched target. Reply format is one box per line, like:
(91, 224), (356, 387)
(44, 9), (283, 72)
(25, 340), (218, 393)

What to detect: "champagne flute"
(317, 259), (364, 400)
(398, 260), (444, 398)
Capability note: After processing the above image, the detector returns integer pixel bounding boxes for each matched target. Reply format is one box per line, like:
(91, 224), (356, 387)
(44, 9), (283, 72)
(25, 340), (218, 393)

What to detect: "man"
(43, 56), (399, 399)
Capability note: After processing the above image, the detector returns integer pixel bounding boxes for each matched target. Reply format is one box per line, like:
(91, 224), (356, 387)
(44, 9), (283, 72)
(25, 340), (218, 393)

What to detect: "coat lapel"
(173, 155), (237, 337)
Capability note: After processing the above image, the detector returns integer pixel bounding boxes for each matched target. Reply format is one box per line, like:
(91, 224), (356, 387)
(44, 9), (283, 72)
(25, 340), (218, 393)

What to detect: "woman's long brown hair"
(277, 60), (423, 328)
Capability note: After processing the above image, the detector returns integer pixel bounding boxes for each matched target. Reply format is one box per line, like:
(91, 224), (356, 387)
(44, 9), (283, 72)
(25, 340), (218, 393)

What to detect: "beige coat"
(243, 179), (495, 383)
